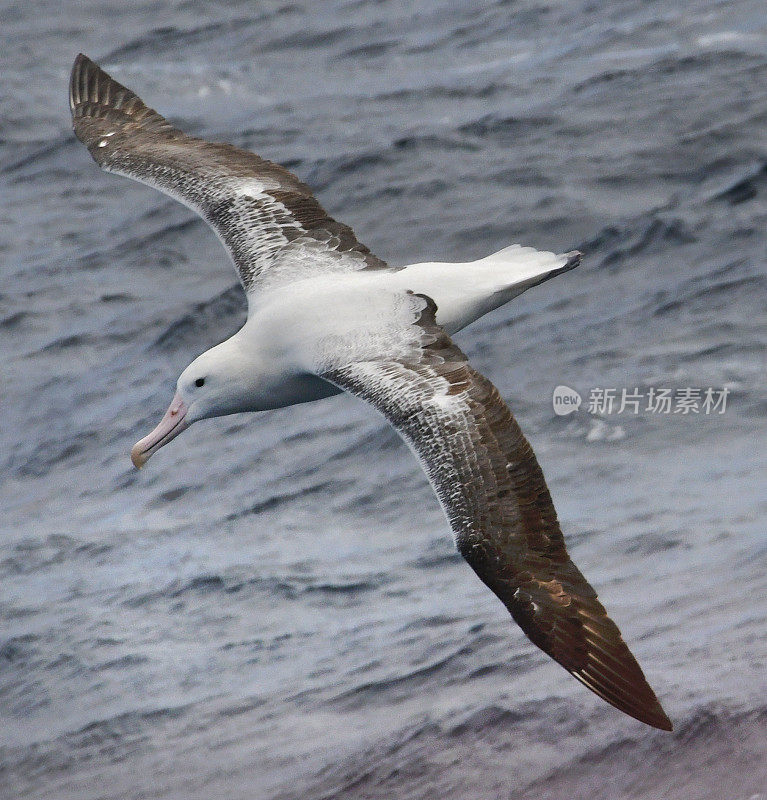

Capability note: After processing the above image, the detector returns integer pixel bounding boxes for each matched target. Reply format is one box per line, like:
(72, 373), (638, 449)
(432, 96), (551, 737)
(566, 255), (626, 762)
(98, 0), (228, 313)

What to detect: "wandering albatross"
(69, 53), (672, 731)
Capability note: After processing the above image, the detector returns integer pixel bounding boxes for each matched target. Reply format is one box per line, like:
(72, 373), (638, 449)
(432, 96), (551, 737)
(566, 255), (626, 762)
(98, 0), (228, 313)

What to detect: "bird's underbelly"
(257, 370), (342, 410)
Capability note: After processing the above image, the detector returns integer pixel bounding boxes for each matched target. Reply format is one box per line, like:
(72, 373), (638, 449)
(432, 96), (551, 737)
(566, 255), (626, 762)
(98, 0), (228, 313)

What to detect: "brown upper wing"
(321, 295), (672, 731)
(69, 54), (388, 295)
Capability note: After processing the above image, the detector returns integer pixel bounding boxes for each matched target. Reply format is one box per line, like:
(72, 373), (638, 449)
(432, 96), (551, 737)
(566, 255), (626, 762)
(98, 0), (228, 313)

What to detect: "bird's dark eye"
(195, 377), (205, 388)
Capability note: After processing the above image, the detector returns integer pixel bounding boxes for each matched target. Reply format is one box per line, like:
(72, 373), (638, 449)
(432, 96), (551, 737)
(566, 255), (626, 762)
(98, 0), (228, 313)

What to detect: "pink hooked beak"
(131, 392), (190, 468)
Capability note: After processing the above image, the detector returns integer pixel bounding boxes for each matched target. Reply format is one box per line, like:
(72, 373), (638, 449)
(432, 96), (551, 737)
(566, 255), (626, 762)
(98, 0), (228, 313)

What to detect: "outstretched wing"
(319, 294), (672, 731)
(69, 54), (388, 296)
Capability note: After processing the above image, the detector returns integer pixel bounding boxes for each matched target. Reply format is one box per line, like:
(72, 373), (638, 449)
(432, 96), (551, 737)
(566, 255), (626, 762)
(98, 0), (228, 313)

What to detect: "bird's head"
(131, 339), (256, 468)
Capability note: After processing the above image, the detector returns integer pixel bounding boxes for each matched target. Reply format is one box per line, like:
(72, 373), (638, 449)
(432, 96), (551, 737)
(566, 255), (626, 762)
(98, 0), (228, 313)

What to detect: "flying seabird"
(69, 54), (672, 731)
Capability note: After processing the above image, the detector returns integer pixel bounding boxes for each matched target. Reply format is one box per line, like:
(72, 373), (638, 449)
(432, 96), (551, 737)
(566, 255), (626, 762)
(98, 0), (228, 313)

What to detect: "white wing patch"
(230, 176), (282, 197)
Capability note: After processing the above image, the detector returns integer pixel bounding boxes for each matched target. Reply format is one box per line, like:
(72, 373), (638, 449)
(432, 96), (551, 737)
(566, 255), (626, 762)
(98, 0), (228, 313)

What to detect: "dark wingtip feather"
(571, 666), (673, 731)
(69, 53), (88, 116)
(68, 53), (179, 146)
(563, 608), (672, 731)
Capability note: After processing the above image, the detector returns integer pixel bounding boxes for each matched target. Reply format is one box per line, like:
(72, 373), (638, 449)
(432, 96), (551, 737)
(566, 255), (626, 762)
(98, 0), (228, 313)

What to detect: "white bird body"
(69, 54), (673, 731)
(203, 244), (577, 413)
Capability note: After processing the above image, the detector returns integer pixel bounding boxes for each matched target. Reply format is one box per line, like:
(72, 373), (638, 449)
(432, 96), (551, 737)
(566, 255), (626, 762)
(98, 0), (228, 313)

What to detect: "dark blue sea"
(2, 1), (766, 797)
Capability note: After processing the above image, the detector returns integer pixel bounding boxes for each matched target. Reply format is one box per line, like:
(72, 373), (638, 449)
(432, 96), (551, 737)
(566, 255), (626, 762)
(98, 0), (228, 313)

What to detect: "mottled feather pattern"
(305, 287), (433, 375)
(69, 54), (388, 294)
(322, 297), (672, 731)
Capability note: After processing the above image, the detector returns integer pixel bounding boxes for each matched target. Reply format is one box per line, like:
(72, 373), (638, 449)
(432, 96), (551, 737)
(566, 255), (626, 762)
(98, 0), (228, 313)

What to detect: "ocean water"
(2, 1), (766, 798)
